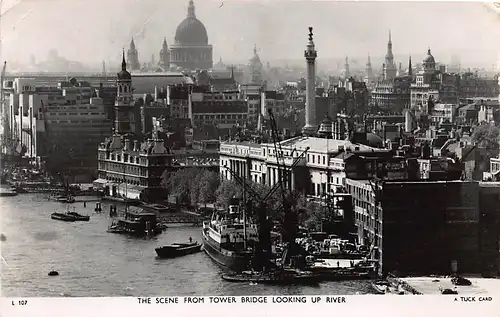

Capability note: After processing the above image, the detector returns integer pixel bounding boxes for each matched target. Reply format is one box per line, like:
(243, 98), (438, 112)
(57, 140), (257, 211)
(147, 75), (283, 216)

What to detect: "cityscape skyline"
(1, 0), (500, 69)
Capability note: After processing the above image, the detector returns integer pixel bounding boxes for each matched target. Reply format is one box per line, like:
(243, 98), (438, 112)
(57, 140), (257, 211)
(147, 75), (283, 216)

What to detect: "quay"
(393, 276), (500, 295)
(158, 212), (202, 226)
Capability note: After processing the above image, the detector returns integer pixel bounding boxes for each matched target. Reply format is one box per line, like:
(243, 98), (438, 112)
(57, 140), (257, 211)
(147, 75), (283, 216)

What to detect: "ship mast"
(242, 165), (247, 250)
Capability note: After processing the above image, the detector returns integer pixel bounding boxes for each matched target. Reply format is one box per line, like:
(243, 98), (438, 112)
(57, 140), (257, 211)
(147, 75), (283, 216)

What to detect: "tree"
(162, 168), (221, 206)
(215, 179), (243, 208)
(198, 170), (220, 206)
(161, 168), (199, 204)
(471, 124), (500, 152)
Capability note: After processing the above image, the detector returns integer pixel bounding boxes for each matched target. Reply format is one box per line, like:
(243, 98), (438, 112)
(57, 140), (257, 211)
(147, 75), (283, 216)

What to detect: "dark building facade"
(347, 169), (484, 276)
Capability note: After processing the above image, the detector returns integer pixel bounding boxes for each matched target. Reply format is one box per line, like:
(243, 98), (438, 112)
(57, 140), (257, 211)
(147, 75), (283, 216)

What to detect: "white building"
(8, 77), (110, 177)
(219, 136), (388, 197)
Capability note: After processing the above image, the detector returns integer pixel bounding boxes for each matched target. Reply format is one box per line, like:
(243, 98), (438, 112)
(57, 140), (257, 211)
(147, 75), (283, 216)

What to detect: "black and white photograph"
(0, 0), (500, 315)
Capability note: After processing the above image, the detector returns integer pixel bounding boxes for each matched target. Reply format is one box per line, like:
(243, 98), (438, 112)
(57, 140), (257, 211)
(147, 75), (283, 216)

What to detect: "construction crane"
(0, 61), (7, 145)
(267, 108), (309, 268)
(221, 139), (309, 270)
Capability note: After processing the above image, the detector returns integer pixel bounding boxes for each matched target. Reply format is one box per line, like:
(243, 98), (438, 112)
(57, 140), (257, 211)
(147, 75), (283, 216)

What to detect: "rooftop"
(277, 136), (383, 153)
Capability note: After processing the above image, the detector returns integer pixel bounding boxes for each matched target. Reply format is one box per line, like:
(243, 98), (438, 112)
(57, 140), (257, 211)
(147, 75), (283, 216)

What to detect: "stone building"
(169, 0), (213, 70)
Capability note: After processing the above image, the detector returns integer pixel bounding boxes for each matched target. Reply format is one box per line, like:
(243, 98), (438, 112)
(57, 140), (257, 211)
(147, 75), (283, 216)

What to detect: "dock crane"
(267, 108), (310, 268)
(0, 61), (8, 149)
(221, 125), (309, 270)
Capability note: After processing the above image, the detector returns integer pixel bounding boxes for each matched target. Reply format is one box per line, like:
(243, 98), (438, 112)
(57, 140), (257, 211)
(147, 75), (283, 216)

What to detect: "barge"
(155, 241), (202, 258)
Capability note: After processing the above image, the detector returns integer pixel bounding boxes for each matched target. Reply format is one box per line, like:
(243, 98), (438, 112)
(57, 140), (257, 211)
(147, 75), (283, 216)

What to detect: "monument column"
(302, 27), (318, 136)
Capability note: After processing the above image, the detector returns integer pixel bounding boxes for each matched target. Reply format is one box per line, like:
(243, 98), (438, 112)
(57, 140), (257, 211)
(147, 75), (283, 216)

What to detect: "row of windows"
(491, 162), (500, 173)
(100, 163), (148, 177)
(103, 174), (147, 187)
(355, 211), (381, 232)
(107, 153), (141, 164)
(193, 114), (246, 120)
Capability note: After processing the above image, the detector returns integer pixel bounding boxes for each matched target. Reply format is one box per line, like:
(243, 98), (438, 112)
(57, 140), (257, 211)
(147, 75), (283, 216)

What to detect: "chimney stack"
(124, 138), (131, 151)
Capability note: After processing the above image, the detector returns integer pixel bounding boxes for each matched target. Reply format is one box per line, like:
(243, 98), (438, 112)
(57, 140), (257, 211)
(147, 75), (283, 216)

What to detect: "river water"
(0, 194), (374, 297)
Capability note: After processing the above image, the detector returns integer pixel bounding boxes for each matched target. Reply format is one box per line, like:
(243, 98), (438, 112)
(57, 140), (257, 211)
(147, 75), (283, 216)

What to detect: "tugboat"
(67, 208), (90, 221)
(51, 212), (76, 222)
(155, 240), (202, 258)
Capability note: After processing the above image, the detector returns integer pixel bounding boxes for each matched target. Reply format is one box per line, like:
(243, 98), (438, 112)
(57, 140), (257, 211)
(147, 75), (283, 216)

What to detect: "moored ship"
(201, 201), (258, 272)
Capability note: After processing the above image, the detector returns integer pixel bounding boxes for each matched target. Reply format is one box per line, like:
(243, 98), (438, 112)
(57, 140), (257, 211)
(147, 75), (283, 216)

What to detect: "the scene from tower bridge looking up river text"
(1, 0), (500, 298)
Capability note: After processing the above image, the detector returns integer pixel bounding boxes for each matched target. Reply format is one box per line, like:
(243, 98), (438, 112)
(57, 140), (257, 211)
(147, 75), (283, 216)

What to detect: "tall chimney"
(405, 110), (412, 133)
(166, 85), (171, 105)
(302, 26), (318, 136)
(154, 86), (158, 101)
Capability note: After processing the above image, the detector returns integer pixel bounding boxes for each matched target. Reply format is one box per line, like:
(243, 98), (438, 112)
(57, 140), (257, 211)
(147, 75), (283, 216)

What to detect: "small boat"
(0, 187), (18, 197)
(67, 212), (90, 221)
(451, 276), (472, 286)
(50, 194), (75, 203)
(107, 224), (126, 234)
(155, 241), (202, 258)
(221, 269), (320, 285)
(371, 280), (392, 294)
(51, 212), (76, 222)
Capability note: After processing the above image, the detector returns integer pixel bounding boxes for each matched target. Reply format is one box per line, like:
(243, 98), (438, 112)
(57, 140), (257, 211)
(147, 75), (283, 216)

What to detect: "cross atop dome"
(188, 0), (196, 18)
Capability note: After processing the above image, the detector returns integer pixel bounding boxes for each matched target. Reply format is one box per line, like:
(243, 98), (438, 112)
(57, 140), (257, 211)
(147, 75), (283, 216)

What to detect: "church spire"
(387, 30), (393, 56)
(345, 56), (350, 79)
(408, 55), (412, 76)
(121, 49), (126, 71)
(187, 0), (196, 18)
(130, 38), (136, 50)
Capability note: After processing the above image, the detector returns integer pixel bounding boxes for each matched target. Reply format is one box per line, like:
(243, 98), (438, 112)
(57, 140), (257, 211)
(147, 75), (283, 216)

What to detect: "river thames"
(1, 194), (374, 297)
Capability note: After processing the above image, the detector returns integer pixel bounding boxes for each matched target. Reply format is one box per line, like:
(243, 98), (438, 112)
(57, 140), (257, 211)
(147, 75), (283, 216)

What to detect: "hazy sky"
(1, 0), (500, 68)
